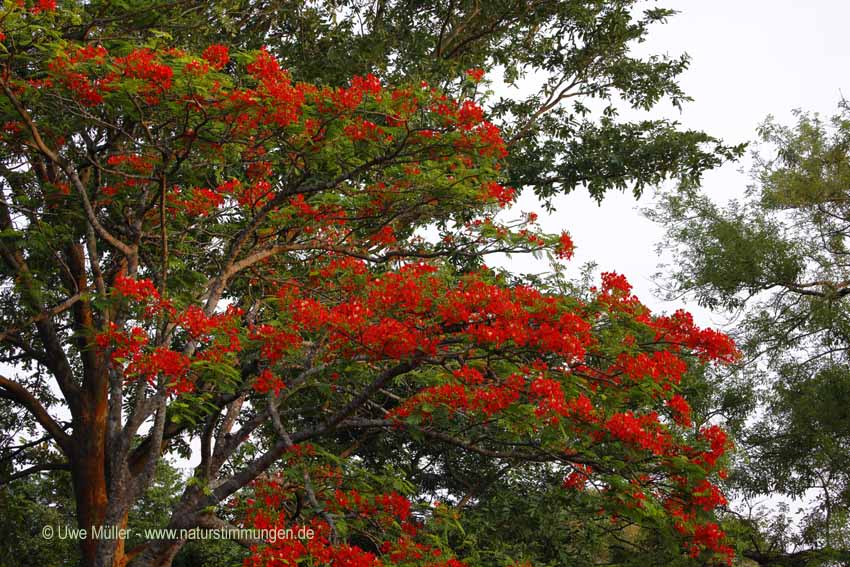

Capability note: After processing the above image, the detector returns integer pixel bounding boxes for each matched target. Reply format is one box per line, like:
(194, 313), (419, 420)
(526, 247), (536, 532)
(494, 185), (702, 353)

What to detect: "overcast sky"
(513, 0), (850, 327)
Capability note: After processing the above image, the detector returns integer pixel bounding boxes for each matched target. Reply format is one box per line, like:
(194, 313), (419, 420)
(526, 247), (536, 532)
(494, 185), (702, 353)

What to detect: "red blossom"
(201, 44), (229, 70)
(113, 273), (159, 302)
(30, 0), (56, 14)
(667, 393), (692, 426)
(246, 47), (282, 81)
(351, 73), (382, 96)
(696, 425), (731, 468)
(253, 369), (286, 396)
(115, 49), (174, 102)
(604, 411), (670, 455)
(563, 464), (593, 490)
(466, 68), (485, 82)
(344, 118), (388, 142)
(482, 181), (517, 207)
(556, 231), (575, 259)
(692, 479), (728, 511)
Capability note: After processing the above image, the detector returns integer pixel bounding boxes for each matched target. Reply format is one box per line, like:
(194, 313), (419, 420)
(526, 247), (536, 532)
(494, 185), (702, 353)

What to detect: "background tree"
(0, 467), (79, 566)
(650, 103), (850, 566)
(0, 2), (741, 567)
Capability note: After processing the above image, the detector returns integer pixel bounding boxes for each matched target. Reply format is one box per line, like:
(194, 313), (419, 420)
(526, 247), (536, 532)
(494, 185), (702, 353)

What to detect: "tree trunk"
(71, 370), (127, 567)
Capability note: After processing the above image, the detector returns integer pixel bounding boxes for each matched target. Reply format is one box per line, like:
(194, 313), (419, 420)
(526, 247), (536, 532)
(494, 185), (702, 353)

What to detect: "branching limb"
(267, 392), (339, 542)
(0, 462), (72, 485)
(0, 375), (73, 456)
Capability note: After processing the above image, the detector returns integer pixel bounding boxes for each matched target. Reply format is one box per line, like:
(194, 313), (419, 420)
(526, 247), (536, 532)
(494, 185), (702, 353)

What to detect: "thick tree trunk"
(72, 409), (110, 567)
(71, 368), (129, 567)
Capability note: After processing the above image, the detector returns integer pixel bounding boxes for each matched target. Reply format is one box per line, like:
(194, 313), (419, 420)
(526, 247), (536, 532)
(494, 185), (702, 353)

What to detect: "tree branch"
(0, 462), (72, 485)
(0, 375), (73, 456)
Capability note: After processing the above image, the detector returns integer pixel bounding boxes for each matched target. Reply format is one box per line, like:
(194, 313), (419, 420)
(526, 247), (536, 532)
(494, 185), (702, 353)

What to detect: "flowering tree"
(0, 3), (739, 567)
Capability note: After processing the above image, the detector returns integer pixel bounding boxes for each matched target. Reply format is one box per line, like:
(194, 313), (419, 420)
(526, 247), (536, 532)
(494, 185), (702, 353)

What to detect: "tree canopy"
(0, 2), (741, 567)
(650, 104), (850, 566)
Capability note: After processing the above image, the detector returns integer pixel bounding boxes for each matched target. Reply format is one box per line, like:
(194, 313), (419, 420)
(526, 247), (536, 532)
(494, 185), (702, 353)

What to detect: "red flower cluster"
(389, 375), (523, 420)
(253, 369), (285, 396)
(130, 347), (192, 391)
(95, 323), (148, 363)
(604, 411), (669, 455)
(351, 74), (382, 96)
(563, 464), (593, 490)
(115, 49), (174, 103)
(436, 279), (593, 356)
(344, 118), (390, 142)
(667, 393), (693, 426)
(176, 187), (225, 216)
(555, 231), (575, 260)
(248, 324), (301, 364)
(691, 479), (728, 511)
(691, 522), (734, 563)
(652, 309), (739, 362)
(457, 100), (485, 129)
(665, 499), (734, 564)
(695, 425), (731, 468)
(616, 350), (688, 386)
(243, 474), (468, 567)
(107, 153), (155, 174)
(482, 181), (517, 208)
(30, 0), (56, 15)
(466, 68), (485, 82)
(529, 377), (567, 419)
(201, 44), (230, 70)
(47, 45), (112, 106)
(113, 273), (159, 302)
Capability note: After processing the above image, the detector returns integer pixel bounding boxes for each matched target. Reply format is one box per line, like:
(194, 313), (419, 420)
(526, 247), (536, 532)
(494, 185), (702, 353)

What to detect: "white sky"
(514, 0), (850, 327)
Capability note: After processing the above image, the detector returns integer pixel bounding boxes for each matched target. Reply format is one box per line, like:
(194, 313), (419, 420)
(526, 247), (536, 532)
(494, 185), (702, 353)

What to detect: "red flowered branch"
(0, 11), (740, 564)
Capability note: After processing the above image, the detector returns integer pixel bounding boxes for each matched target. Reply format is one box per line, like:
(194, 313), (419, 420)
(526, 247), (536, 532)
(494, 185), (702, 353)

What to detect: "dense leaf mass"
(651, 105), (850, 563)
(0, 2), (741, 567)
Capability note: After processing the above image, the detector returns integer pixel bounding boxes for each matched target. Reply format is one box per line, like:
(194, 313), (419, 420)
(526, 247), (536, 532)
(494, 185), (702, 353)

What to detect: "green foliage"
(0, 470), (78, 567)
(650, 102), (850, 564)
